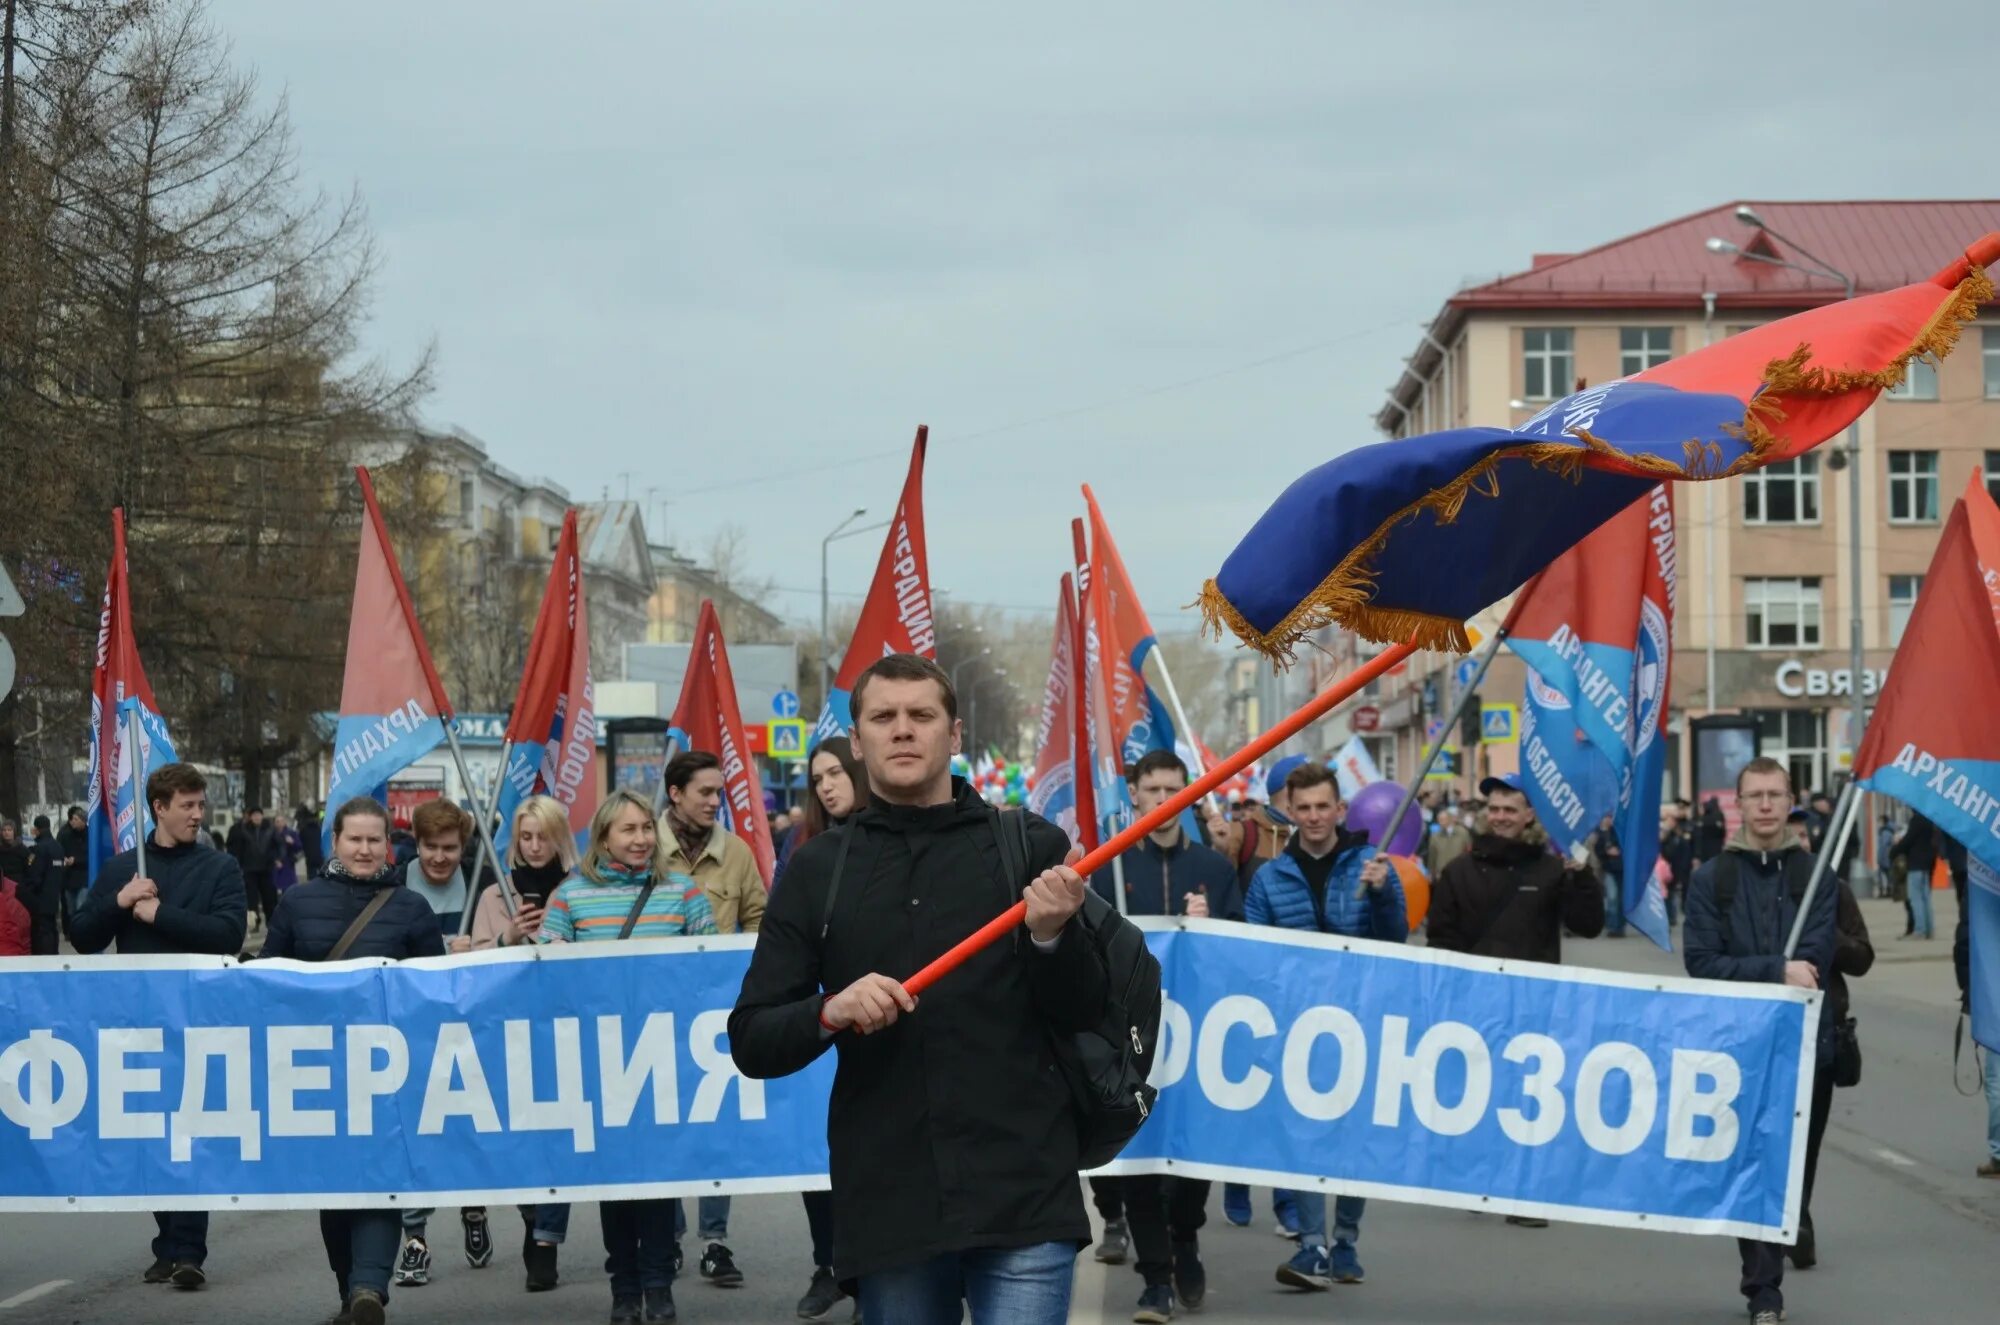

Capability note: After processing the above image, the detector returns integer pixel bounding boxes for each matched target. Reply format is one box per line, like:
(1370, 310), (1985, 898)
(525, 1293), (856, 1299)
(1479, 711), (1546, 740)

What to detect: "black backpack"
(820, 808), (1163, 1170)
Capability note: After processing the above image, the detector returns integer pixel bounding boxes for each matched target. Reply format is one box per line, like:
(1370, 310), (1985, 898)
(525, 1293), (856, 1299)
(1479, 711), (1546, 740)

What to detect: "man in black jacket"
(1089, 749), (1233, 1319)
(731, 654), (1103, 1325)
(58, 806), (90, 929)
(227, 805), (279, 931)
(70, 763), (247, 1291)
(1428, 772), (1602, 1230)
(1682, 758), (1837, 1325)
(24, 814), (63, 955)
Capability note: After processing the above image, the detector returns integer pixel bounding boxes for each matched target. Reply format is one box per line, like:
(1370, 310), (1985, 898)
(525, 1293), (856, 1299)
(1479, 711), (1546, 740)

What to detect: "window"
(1885, 357), (1939, 400)
(458, 478), (476, 529)
(1745, 577), (1822, 649)
(1888, 575), (1924, 645)
(1742, 455), (1820, 524)
(1887, 450), (1940, 524)
(1986, 451), (2000, 505)
(1522, 328), (1574, 401)
(1619, 327), (1673, 376)
(1986, 327), (2000, 399)
(546, 525), (562, 554)
(1749, 708), (1827, 800)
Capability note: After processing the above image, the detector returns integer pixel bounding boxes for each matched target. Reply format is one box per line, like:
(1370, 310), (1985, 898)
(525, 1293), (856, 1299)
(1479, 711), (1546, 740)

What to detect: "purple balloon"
(1344, 780), (1423, 857)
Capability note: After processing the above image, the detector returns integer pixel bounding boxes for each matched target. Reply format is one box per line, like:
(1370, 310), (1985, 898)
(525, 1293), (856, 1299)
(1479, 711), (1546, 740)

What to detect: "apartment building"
(1354, 200), (2000, 800)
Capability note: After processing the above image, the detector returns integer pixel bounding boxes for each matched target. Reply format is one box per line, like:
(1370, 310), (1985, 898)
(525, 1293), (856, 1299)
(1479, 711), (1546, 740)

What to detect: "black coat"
(1826, 881), (1874, 1024)
(1427, 833), (1603, 963)
(24, 832), (62, 916)
(230, 819), (280, 873)
(58, 823), (90, 895)
(730, 780), (1108, 1280)
(0, 838), (28, 891)
(69, 839), (247, 956)
(262, 870), (448, 962)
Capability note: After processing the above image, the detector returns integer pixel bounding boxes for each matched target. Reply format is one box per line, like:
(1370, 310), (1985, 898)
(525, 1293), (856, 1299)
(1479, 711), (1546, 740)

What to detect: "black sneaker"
(1172, 1242), (1206, 1311)
(644, 1284), (677, 1321)
(464, 1210), (493, 1268)
(525, 1239), (559, 1291)
(170, 1262), (206, 1290)
(610, 1296), (643, 1324)
(798, 1266), (844, 1319)
(348, 1289), (386, 1325)
(699, 1241), (743, 1287)
(671, 1242), (685, 1276)
(1789, 1214), (1817, 1270)
(144, 1257), (175, 1284)
(1095, 1218), (1130, 1264)
(1133, 1281), (1176, 1323)
(394, 1236), (431, 1287)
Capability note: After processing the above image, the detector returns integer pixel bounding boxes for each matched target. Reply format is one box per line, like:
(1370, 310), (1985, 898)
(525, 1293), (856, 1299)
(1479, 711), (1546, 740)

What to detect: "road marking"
(0, 1281), (71, 1310)
(1874, 1147), (1918, 1167)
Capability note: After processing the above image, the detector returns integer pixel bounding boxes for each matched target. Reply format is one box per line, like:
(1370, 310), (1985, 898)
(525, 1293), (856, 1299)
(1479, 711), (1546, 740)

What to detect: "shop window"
(1522, 328), (1574, 401)
(1743, 456), (1820, 525)
(1745, 577), (1822, 649)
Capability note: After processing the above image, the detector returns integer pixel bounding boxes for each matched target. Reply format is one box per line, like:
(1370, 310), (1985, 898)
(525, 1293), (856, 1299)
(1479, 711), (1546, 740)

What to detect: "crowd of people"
(6, 652), (1996, 1324)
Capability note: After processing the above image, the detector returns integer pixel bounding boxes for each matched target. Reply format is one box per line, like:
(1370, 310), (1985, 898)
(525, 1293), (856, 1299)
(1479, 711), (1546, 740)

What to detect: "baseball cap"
(1478, 772), (1523, 798)
(1265, 754), (1310, 800)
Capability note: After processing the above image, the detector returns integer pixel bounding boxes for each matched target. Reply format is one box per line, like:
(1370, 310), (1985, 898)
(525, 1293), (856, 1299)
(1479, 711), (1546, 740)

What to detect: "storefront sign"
(1772, 661), (1888, 700)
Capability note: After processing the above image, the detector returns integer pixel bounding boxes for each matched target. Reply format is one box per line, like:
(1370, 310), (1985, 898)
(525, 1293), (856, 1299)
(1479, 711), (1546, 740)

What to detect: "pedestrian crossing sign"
(767, 718), (808, 760)
(1480, 704), (1518, 744)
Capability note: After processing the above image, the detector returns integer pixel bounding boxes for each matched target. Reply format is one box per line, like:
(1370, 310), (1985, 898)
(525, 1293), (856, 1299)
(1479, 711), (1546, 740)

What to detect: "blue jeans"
(152, 1210), (208, 1265)
(1287, 1190), (1365, 1248)
(673, 1194), (730, 1242)
(1910, 879), (1935, 937)
(1984, 1050), (2000, 1162)
(858, 1240), (1075, 1324)
(1604, 873), (1626, 935)
(601, 1198), (677, 1296)
(321, 1209), (400, 1303)
(530, 1202), (571, 1244)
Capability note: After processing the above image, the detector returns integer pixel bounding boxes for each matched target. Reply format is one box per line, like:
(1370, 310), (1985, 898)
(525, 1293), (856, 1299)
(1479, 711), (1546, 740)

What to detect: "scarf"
(325, 857), (398, 887)
(507, 858), (570, 902)
(667, 811), (713, 866)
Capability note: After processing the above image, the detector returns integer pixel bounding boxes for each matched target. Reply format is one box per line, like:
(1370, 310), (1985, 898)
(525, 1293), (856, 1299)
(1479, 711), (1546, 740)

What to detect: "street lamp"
(820, 509), (885, 696)
(1708, 214), (1867, 803)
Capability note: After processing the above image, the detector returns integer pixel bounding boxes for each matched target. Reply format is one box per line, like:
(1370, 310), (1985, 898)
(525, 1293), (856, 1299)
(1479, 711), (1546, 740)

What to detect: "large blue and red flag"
(1083, 485), (1190, 767)
(85, 510), (180, 874)
(1028, 576), (1083, 844)
(492, 510), (599, 852)
(1508, 485), (1676, 950)
(813, 427), (934, 741)
(670, 599), (777, 886)
(323, 468), (454, 851)
(1852, 472), (2000, 1050)
(1204, 235), (1999, 660)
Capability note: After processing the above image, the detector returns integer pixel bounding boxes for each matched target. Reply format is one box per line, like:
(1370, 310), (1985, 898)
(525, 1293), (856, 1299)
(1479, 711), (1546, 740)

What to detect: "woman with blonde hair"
(465, 794), (582, 1293)
(536, 789), (714, 1322)
(468, 795), (577, 951)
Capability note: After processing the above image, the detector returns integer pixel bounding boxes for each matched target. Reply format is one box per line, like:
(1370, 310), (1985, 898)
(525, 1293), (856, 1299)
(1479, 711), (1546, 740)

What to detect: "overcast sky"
(210, 0), (1992, 633)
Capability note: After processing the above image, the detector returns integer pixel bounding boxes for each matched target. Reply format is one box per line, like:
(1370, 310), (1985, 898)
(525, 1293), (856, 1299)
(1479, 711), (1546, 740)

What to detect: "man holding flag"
(71, 763), (246, 1291)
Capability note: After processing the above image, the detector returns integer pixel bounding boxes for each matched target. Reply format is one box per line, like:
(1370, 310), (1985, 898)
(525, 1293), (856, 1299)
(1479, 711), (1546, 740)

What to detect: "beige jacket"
(664, 822), (766, 935)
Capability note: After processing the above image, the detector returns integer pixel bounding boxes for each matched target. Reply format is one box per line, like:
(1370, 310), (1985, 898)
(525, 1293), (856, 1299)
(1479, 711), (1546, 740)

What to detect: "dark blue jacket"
(1683, 838), (1839, 1059)
(70, 838), (247, 956)
(1246, 832), (1407, 942)
(262, 871), (447, 962)
(1096, 832), (1243, 920)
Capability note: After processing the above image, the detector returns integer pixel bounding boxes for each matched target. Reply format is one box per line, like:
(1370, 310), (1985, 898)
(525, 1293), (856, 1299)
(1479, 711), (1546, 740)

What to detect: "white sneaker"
(394, 1236), (431, 1286)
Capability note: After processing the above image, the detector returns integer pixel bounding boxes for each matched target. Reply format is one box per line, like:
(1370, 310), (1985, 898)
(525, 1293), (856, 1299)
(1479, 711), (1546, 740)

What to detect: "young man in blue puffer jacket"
(1245, 761), (1407, 1293)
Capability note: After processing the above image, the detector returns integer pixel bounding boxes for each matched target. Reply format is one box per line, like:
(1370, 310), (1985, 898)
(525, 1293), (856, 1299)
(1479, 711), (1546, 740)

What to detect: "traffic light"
(1460, 693), (1483, 749)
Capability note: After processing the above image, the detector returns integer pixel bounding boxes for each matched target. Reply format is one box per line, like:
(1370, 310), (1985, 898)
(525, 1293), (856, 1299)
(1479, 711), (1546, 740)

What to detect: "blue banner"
(0, 924), (1816, 1238)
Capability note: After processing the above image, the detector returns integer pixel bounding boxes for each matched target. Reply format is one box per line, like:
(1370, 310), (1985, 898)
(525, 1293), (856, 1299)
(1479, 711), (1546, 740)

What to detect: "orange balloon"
(1389, 854), (1430, 930)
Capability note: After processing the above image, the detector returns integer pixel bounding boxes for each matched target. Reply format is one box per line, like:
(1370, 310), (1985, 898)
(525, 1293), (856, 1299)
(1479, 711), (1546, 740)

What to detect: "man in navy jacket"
(1247, 762), (1406, 1293)
(71, 763), (247, 1291)
(1088, 750), (1236, 1319)
(1682, 757), (1836, 1325)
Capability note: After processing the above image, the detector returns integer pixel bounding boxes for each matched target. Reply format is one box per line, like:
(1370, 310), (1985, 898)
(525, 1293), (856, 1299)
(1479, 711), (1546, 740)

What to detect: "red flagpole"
(903, 638), (1421, 996)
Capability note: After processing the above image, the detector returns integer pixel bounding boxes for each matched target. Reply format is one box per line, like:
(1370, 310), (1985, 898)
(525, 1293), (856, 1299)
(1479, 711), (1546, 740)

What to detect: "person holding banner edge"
(1682, 757), (1837, 1325)
(730, 653), (1103, 1325)
(261, 794), (447, 1325)
(1244, 761), (1406, 1290)
(70, 762), (248, 1292)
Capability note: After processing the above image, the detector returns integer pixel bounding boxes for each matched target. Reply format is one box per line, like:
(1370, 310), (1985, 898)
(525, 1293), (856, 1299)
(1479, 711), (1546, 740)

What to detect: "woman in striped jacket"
(536, 790), (715, 1322)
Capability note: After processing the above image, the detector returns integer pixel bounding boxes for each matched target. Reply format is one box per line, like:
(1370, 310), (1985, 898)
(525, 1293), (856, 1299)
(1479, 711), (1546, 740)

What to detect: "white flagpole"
(444, 721), (516, 931)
